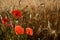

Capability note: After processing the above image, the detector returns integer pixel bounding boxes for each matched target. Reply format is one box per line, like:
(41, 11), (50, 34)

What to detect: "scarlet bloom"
(1, 18), (9, 25)
(12, 10), (22, 19)
(15, 25), (24, 35)
(26, 27), (33, 36)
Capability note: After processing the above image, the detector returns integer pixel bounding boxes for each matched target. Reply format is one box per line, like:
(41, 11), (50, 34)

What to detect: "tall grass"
(0, 0), (60, 40)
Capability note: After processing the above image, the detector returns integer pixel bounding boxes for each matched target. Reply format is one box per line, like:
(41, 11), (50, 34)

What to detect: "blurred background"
(0, 0), (60, 40)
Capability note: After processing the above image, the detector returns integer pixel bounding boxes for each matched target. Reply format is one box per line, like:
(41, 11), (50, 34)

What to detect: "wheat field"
(0, 0), (60, 40)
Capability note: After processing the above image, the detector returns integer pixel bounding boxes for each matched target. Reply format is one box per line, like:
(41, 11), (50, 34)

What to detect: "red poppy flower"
(12, 10), (22, 19)
(15, 25), (24, 35)
(1, 18), (9, 25)
(26, 27), (33, 36)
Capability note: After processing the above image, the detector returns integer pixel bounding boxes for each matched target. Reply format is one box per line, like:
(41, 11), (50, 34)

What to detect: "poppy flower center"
(15, 13), (19, 16)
